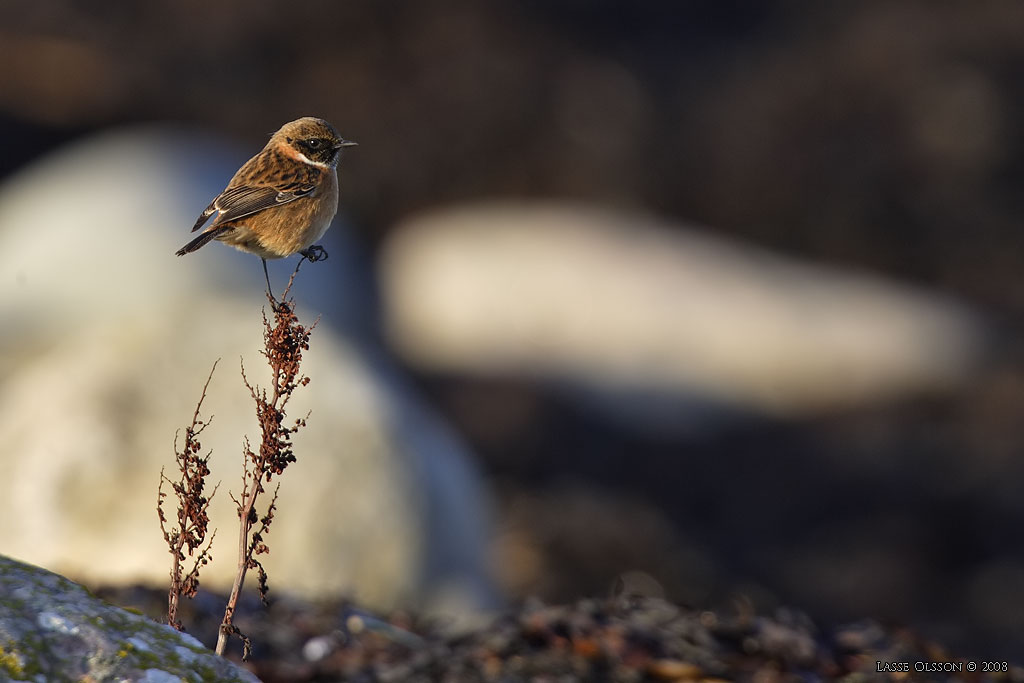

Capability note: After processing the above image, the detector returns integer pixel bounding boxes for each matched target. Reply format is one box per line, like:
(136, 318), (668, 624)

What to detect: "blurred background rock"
(1, 0), (1023, 660)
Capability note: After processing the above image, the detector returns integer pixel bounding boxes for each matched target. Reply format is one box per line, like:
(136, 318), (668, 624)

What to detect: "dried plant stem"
(158, 361), (220, 631)
(216, 461), (262, 658)
(216, 259), (316, 658)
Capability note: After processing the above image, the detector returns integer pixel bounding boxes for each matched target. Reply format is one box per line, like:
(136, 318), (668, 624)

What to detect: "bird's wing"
(190, 182), (317, 232)
(190, 200), (218, 232)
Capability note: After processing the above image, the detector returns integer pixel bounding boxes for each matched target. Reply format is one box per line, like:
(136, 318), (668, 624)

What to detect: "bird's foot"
(300, 245), (329, 263)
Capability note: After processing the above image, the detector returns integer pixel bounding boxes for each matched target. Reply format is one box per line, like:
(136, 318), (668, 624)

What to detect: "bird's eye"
(306, 138), (322, 150)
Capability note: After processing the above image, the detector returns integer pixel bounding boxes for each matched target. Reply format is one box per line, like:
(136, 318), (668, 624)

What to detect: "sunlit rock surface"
(0, 554), (260, 682)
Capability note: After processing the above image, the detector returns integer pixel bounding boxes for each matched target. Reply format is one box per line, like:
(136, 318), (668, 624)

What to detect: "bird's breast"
(257, 171), (338, 257)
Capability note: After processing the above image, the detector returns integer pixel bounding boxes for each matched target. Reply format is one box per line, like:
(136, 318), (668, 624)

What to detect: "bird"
(176, 117), (357, 300)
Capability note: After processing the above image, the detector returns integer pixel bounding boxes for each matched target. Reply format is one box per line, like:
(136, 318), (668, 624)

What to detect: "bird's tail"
(175, 225), (231, 256)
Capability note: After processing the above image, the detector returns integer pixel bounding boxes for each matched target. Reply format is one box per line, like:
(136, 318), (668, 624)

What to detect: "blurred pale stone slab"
(380, 203), (986, 417)
(0, 128), (492, 612)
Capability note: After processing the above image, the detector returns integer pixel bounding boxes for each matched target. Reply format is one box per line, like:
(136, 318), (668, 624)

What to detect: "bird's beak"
(336, 139), (358, 148)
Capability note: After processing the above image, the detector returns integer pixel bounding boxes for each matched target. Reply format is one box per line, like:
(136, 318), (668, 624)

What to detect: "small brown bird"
(176, 117), (357, 297)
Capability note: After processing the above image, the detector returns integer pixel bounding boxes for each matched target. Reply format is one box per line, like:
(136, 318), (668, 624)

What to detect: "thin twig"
(159, 360), (221, 631)
(216, 260), (316, 657)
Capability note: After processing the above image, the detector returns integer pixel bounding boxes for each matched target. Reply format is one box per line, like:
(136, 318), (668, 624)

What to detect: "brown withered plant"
(158, 361), (220, 631)
(216, 264), (319, 658)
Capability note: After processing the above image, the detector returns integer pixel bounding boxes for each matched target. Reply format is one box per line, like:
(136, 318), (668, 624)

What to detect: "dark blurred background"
(3, 0), (1024, 660)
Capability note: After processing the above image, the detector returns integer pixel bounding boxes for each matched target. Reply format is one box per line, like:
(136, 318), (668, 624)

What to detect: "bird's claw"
(301, 245), (329, 263)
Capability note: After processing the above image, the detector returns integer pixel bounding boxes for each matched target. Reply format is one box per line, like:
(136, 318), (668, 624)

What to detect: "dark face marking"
(296, 137), (338, 165)
(276, 119), (346, 166)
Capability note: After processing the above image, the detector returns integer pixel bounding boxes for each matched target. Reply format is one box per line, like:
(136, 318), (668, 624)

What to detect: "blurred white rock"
(0, 126), (493, 612)
(379, 203), (987, 422)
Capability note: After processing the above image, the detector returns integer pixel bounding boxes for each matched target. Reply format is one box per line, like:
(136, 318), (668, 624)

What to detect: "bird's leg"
(262, 258), (279, 307)
(300, 245), (328, 263)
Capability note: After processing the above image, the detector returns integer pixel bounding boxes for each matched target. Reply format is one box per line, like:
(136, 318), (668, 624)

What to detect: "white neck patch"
(295, 151), (332, 169)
